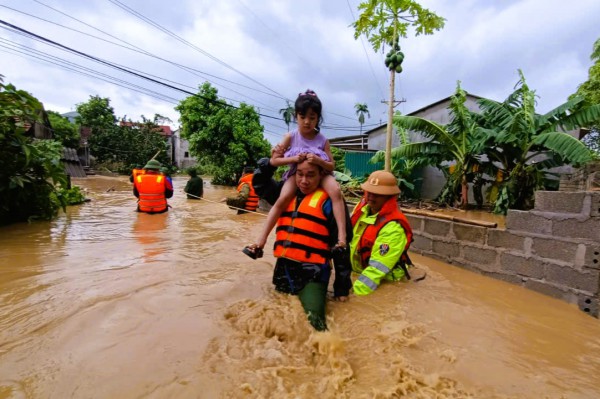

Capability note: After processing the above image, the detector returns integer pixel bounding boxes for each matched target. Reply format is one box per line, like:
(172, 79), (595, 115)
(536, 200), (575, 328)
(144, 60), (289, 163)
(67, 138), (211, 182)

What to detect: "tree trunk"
(385, 69), (395, 172)
(461, 174), (469, 209)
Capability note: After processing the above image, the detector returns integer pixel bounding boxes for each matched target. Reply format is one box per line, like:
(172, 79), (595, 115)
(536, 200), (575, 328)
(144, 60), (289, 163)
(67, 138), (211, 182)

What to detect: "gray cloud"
(1, 0), (598, 144)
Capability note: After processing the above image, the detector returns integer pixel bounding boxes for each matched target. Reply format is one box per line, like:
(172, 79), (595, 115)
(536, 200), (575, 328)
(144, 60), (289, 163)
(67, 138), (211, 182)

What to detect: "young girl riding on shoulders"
(247, 89), (347, 257)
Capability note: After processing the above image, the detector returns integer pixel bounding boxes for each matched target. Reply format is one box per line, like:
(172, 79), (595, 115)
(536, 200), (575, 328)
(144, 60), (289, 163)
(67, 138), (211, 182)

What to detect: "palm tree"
(476, 70), (599, 213)
(390, 82), (482, 209)
(279, 101), (294, 131)
(355, 103), (370, 135)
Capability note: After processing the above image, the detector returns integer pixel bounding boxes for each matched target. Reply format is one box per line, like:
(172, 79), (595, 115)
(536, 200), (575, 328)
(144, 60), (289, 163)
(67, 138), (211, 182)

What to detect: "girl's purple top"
(282, 129), (330, 179)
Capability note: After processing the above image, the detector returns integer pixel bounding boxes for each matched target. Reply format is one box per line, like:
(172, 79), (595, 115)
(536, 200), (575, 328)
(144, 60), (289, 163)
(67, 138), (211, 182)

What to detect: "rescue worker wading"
(244, 159), (352, 331)
(129, 164), (145, 183)
(226, 166), (259, 213)
(350, 170), (416, 295)
(133, 159), (174, 214)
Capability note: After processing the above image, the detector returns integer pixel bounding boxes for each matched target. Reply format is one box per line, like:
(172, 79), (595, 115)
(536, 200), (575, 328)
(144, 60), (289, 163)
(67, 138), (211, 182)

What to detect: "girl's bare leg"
(254, 177), (297, 249)
(321, 174), (347, 247)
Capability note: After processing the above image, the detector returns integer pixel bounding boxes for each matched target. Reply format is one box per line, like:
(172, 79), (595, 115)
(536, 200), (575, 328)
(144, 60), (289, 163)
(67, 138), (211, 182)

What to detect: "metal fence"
(344, 151), (382, 179)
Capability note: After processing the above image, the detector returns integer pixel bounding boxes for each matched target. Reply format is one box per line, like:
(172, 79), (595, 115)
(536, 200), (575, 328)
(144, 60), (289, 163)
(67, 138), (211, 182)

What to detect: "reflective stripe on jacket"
(349, 196), (412, 295)
(132, 168), (145, 181)
(274, 189), (331, 264)
(135, 174), (168, 213)
(237, 173), (259, 211)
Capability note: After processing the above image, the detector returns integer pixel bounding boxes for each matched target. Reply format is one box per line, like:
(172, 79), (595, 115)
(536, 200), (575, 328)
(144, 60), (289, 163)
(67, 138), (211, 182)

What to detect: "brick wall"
(406, 191), (600, 317)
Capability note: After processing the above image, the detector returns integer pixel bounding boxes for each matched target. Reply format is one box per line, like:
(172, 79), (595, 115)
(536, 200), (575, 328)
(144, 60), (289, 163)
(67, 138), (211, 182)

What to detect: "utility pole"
(380, 98), (406, 108)
(380, 95), (406, 171)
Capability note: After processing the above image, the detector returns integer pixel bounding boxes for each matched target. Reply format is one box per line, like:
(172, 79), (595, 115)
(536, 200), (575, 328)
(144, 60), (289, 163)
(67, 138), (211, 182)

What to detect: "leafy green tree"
(47, 110), (80, 148)
(77, 97), (169, 172)
(176, 82), (271, 185)
(571, 37), (600, 154)
(75, 95), (117, 165)
(279, 101), (294, 131)
(389, 82), (482, 207)
(0, 77), (69, 224)
(352, 0), (445, 171)
(477, 70), (599, 213)
(89, 119), (169, 173)
(75, 95), (117, 133)
(355, 103), (370, 135)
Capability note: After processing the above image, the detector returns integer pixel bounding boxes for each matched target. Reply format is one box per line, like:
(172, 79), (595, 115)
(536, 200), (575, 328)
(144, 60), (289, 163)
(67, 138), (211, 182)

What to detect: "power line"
(106, 0), (287, 100)
(0, 41), (181, 105)
(1, 15), (373, 132)
(345, 0), (386, 100)
(4, 4), (287, 108)
(0, 20), (289, 123)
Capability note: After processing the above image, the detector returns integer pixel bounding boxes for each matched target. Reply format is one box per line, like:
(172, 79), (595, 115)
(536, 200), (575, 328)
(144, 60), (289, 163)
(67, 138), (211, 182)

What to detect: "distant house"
(61, 111), (92, 169)
(364, 94), (484, 199)
(329, 134), (369, 151)
(119, 121), (173, 138)
(170, 129), (197, 169)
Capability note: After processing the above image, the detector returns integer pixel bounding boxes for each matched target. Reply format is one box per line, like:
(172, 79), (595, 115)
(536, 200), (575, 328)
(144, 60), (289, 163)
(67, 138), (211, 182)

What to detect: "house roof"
(361, 93), (486, 136)
(119, 121), (173, 137)
(329, 134), (372, 151)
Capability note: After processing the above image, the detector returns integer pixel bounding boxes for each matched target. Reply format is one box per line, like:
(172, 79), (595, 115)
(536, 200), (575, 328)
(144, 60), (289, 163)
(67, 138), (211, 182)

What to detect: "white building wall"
(366, 95), (482, 200)
(171, 130), (197, 169)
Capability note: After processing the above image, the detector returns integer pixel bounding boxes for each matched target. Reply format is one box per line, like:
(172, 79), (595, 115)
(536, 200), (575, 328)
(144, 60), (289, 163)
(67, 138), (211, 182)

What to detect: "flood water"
(1, 175), (599, 399)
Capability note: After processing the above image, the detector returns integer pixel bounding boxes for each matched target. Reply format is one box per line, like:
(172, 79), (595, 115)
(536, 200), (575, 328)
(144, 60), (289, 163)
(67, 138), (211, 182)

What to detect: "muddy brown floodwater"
(1, 175), (599, 399)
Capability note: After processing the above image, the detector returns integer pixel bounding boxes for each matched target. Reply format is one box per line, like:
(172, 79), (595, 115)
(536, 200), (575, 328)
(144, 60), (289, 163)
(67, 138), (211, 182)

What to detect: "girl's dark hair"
(295, 89), (323, 131)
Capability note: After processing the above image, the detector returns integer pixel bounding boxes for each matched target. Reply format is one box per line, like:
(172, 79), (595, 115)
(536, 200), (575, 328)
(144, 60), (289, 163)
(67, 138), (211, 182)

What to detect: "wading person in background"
(184, 168), (203, 199)
(133, 159), (173, 214)
(350, 170), (420, 296)
(225, 166), (259, 214)
(244, 159), (352, 331)
(129, 164), (144, 183)
(160, 167), (173, 187)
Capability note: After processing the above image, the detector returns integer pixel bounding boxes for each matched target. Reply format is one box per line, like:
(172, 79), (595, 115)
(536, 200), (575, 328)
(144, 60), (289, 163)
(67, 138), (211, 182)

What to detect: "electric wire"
(345, 0), (386, 100)
(0, 20), (290, 123)
(11, 3), (289, 107)
(1, 13), (378, 132)
(106, 0), (287, 100)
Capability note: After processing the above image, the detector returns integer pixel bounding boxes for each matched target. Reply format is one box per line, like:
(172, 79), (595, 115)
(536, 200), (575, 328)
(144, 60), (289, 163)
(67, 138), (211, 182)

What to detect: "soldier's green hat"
(144, 159), (162, 170)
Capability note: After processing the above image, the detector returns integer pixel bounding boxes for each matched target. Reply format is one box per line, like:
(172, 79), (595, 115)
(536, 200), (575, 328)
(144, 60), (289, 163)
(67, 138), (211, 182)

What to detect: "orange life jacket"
(135, 173), (168, 213)
(350, 196), (413, 269)
(274, 189), (331, 264)
(237, 173), (259, 211)
(132, 168), (145, 181)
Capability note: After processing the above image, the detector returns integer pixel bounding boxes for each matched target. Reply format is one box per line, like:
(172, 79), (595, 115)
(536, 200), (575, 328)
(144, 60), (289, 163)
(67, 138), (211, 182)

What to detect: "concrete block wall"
(407, 191), (600, 317)
(559, 161), (600, 192)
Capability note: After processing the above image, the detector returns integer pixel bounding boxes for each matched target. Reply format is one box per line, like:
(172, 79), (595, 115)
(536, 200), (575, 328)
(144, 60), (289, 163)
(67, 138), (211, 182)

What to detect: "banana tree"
(476, 70), (599, 213)
(389, 82), (483, 208)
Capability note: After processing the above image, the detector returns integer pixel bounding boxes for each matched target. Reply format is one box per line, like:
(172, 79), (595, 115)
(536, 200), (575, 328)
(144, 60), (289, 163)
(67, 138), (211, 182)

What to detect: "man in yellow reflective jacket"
(349, 170), (416, 295)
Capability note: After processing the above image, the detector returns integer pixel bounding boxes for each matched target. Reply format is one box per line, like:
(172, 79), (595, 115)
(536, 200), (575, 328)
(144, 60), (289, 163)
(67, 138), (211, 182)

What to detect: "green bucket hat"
(144, 159), (162, 170)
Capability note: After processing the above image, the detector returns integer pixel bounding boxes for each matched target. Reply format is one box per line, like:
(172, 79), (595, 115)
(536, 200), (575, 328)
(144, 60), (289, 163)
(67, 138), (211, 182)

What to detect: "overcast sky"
(2, 0), (599, 144)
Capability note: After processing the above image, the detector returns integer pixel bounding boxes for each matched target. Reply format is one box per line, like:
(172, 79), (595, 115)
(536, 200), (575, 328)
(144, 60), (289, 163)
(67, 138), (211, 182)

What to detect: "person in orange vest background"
(133, 159), (173, 214)
(129, 164), (145, 183)
(225, 166), (259, 214)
